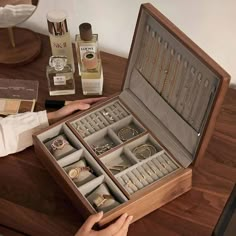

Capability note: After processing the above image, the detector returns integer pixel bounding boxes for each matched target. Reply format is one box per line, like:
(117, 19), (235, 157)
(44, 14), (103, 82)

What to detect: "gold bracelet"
(108, 164), (129, 172)
(92, 142), (114, 155)
(132, 144), (157, 160)
(117, 126), (139, 141)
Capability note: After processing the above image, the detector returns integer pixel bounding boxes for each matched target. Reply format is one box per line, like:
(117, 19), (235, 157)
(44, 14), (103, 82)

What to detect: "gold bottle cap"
(47, 10), (68, 36)
(79, 23), (93, 41)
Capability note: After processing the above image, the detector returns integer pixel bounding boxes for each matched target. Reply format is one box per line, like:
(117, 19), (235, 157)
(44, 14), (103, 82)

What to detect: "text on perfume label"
(53, 42), (67, 48)
(53, 76), (66, 85)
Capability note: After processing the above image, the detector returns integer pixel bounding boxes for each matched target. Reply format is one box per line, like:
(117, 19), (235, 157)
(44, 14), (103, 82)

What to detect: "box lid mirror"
(120, 3), (230, 167)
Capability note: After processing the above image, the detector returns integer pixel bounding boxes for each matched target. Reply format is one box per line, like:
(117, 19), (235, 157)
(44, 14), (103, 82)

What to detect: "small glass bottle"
(75, 23), (103, 95)
(46, 56), (75, 96)
(47, 10), (75, 72)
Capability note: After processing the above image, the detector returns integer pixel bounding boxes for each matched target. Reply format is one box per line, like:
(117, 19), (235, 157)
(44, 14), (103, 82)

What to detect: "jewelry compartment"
(110, 115), (146, 143)
(59, 151), (128, 213)
(100, 133), (180, 196)
(84, 128), (122, 156)
(70, 100), (130, 138)
(68, 98), (189, 199)
(100, 147), (139, 175)
(40, 123), (81, 160)
(33, 121), (129, 219)
(125, 133), (162, 161)
(78, 175), (127, 213)
(59, 150), (97, 187)
(115, 150), (181, 196)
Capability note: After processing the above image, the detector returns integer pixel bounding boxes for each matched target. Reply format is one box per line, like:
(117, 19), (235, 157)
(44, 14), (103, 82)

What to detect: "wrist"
(47, 111), (57, 122)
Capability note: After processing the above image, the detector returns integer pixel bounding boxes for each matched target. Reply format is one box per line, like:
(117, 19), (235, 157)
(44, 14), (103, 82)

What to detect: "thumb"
(82, 212), (104, 232)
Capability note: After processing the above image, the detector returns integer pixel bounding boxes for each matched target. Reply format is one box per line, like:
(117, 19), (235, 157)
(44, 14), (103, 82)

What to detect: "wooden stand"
(0, 27), (41, 66)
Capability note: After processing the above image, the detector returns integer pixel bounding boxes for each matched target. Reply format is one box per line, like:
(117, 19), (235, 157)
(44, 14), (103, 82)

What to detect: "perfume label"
(53, 76), (66, 85)
(79, 45), (96, 60)
(49, 33), (75, 72)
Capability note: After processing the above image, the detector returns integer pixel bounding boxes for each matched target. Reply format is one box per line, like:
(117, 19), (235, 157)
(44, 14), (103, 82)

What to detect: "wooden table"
(0, 33), (235, 236)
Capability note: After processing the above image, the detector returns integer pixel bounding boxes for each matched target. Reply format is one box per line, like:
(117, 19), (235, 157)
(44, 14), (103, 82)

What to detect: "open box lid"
(119, 3), (230, 167)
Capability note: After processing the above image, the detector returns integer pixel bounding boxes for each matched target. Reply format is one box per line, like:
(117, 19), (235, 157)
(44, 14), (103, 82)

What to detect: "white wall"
(21, 0), (236, 85)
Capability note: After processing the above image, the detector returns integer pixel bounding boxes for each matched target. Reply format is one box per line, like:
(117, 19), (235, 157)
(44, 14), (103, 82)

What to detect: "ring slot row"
(115, 150), (180, 195)
(71, 100), (130, 138)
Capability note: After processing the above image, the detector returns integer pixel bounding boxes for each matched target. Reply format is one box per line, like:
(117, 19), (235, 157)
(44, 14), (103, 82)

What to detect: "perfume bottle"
(47, 10), (75, 72)
(46, 56), (75, 96)
(75, 23), (103, 95)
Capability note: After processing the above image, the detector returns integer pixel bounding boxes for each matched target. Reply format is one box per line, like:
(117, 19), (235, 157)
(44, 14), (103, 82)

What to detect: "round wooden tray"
(0, 27), (41, 66)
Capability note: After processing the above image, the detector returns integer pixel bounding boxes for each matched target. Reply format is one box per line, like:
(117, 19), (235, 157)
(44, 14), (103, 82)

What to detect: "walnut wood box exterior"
(33, 3), (230, 227)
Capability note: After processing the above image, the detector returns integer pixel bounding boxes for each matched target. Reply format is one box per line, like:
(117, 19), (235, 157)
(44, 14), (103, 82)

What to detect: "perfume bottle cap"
(79, 23), (92, 41)
(47, 10), (68, 36)
(49, 56), (67, 71)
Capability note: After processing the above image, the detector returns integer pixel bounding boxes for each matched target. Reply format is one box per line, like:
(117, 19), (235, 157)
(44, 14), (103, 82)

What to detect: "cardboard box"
(33, 3), (230, 227)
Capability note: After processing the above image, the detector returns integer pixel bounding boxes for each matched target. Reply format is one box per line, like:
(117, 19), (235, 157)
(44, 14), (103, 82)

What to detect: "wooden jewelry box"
(33, 3), (230, 227)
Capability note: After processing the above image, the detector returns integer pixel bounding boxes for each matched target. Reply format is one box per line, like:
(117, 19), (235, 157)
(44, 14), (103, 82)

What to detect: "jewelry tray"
(33, 3), (230, 227)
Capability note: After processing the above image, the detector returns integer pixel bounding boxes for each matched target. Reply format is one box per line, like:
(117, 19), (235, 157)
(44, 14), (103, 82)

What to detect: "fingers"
(115, 215), (133, 236)
(70, 102), (90, 110)
(74, 97), (107, 104)
(51, 97), (107, 121)
(81, 211), (104, 232)
(54, 103), (88, 120)
(68, 96), (107, 111)
(104, 213), (130, 235)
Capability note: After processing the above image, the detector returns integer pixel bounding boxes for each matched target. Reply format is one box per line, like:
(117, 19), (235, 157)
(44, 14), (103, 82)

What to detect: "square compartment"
(111, 116), (145, 142)
(100, 147), (138, 175)
(126, 134), (162, 161)
(85, 128), (122, 156)
(78, 175), (127, 213)
(38, 123), (80, 161)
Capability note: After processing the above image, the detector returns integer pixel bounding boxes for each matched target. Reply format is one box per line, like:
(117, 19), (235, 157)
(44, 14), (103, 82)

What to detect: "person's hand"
(75, 212), (133, 236)
(47, 97), (106, 122)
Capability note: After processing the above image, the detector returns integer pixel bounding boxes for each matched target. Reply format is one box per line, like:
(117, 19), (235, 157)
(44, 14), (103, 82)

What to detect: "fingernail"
(84, 104), (90, 109)
(98, 211), (103, 216)
(123, 213), (128, 218)
(128, 215), (133, 221)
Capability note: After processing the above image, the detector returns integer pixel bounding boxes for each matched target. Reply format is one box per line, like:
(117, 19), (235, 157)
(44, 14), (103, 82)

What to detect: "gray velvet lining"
(115, 150), (180, 178)
(119, 9), (220, 166)
(119, 90), (192, 167)
(78, 175), (127, 205)
(100, 146), (139, 174)
(130, 69), (198, 154)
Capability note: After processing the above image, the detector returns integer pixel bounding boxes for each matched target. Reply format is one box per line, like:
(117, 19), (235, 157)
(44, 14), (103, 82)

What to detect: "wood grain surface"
(0, 28), (41, 66)
(0, 31), (235, 236)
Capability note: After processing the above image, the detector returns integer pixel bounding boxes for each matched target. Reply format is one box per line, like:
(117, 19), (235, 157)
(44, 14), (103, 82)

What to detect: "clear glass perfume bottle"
(75, 23), (103, 95)
(47, 10), (75, 72)
(46, 56), (75, 96)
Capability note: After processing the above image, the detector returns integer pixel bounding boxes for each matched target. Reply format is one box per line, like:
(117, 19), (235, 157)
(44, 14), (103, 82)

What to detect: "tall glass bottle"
(47, 10), (75, 72)
(75, 23), (103, 95)
(46, 56), (75, 96)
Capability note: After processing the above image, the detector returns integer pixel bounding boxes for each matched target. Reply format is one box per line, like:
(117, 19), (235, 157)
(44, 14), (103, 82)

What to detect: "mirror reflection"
(0, 0), (38, 28)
